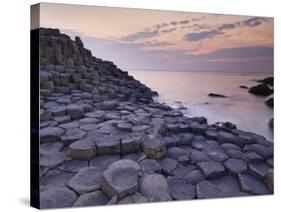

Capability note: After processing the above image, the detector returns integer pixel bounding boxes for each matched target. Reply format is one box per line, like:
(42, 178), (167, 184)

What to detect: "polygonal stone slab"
(168, 177), (196, 200)
(158, 157), (178, 174)
(73, 190), (109, 207)
(40, 151), (67, 168)
(238, 174), (269, 195)
(41, 169), (75, 188)
(224, 159), (247, 176)
(66, 104), (84, 119)
(167, 147), (188, 160)
(69, 137), (96, 160)
(90, 155), (120, 171)
(118, 192), (148, 205)
(249, 163), (270, 180)
(139, 173), (172, 202)
(40, 142), (63, 154)
(121, 136), (141, 154)
(196, 180), (224, 199)
(217, 131), (237, 144)
(59, 160), (89, 173)
(190, 150), (210, 163)
(197, 161), (225, 179)
(102, 159), (140, 199)
(40, 127), (65, 143)
(96, 135), (121, 155)
(68, 167), (103, 195)
(40, 187), (77, 209)
(142, 136), (166, 159)
(61, 128), (86, 145)
(139, 159), (162, 174)
(210, 175), (241, 194)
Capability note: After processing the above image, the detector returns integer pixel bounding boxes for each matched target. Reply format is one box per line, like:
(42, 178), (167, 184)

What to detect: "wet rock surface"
(39, 28), (274, 208)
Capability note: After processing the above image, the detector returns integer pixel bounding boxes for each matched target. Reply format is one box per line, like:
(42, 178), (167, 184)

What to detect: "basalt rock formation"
(38, 28), (273, 209)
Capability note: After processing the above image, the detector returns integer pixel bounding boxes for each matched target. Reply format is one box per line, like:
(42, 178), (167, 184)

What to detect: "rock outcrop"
(38, 28), (274, 209)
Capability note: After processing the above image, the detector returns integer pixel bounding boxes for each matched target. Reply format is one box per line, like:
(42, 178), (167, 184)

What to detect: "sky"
(39, 3), (274, 72)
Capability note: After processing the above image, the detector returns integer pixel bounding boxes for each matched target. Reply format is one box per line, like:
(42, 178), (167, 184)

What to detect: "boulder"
(101, 159), (140, 199)
(208, 93), (227, 98)
(248, 84), (272, 96)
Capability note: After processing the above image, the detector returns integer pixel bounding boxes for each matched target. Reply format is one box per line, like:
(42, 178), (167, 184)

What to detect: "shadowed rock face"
(38, 28), (274, 209)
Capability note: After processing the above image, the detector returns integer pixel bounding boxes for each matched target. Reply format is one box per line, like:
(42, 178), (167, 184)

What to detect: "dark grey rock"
(225, 149), (247, 161)
(68, 167), (103, 194)
(224, 159), (247, 176)
(139, 159), (161, 174)
(40, 142), (63, 154)
(40, 151), (67, 168)
(248, 84), (272, 96)
(205, 130), (218, 140)
(197, 161), (225, 179)
(100, 100), (119, 110)
(41, 169), (75, 188)
(265, 169), (273, 193)
(178, 133), (194, 146)
(205, 147), (228, 162)
(172, 164), (196, 179)
(73, 190), (109, 207)
(246, 144), (273, 158)
(102, 159), (140, 199)
(121, 136), (140, 154)
(167, 147), (187, 159)
(210, 175), (240, 194)
(196, 181), (224, 199)
(237, 134), (255, 145)
(40, 187), (77, 209)
(182, 169), (205, 185)
(53, 115), (71, 124)
(61, 128), (86, 145)
(66, 104), (84, 119)
(139, 174), (172, 202)
(168, 177), (196, 200)
(40, 127), (65, 143)
(238, 174), (269, 195)
(96, 135), (121, 155)
(69, 137), (96, 160)
(221, 143), (241, 151)
(59, 160), (88, 173)
(90, 155), (120, 171)
(118, 192), (148, 204)
(249, 163), (270, 179)
(217, 131), (237, 144)
(246, 152), (264, 163)
(142, 136), (166, 159)
(158, 157), (178, 174)
(190, 150), (210, 163)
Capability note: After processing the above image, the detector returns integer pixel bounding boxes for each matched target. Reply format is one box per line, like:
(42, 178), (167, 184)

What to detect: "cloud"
(121, 29), (160, 41)
(242, 17), (268, 27)
(140, 40), (174, 47)
(184, 16), (270, 42)
(161, 27), (177, 33)
(185, 30), (224, 41)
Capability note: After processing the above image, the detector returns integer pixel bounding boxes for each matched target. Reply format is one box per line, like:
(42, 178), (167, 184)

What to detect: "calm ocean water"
(128, 70), (273, 141)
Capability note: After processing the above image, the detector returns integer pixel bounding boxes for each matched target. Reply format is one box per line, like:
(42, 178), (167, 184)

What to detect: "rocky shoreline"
(39, 28), (274, 209)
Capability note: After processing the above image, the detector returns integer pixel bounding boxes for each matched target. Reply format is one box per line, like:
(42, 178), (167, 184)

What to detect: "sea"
(128, 70), (273, 142)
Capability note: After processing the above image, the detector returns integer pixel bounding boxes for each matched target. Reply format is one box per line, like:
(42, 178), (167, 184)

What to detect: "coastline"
(38, 28), (274, 209)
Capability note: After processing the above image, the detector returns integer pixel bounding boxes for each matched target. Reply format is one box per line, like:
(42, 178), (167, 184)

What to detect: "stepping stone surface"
(40, 187), (77, 209)
(68, 167), (103, 194)
(197, 161), (225, 179)
(142, 137), (166, 159)
(224, 159), (247, 176)
(196, 181), (224, 199)
(69, 137), (96, 160)
(73, 190), (109, 207)
(168, 178), (196, 200)
(102, 159), (140, 199)
(140, 173), (172, 202)
(40, 127), (65, 143)
(238, 174), (269, 195)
